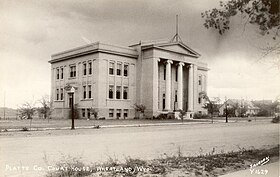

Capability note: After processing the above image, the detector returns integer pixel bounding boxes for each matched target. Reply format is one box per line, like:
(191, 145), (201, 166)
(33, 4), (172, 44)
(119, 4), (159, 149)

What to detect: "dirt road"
(0, 121), (279, 177)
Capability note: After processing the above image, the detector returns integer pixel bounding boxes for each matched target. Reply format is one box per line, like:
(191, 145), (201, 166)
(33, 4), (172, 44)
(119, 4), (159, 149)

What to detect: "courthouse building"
(49, 38), (208, 119)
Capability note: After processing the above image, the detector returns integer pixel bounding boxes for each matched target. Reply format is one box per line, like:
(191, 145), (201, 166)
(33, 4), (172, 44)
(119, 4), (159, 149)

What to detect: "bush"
(21, 127), (29, 131)
(46, 155), (92, 177)
(167, 113), (175, 119)
(155, 114), (167, 120)
(90, 108), (98, 119)
(272, 116), (279, 123)
(194, 112), (209, 119)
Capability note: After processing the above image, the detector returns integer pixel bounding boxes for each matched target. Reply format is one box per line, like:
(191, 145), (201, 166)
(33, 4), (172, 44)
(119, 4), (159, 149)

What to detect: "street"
(0, 121), (279, 177)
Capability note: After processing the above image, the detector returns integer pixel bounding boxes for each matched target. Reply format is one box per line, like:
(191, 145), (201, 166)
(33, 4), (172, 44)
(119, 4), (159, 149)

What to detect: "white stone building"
(49, 39), (208, 119)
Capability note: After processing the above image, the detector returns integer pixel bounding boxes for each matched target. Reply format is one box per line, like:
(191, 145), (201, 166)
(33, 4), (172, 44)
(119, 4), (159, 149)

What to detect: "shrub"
(155, 114), (167, 120)
(272, 116), (279, 123)
(133, 104), (146, 113)
(21, 127), (29, 131)
(46, 155), (92, 177)
(90, 108), (98, 119)
(194, 112), (209, 119)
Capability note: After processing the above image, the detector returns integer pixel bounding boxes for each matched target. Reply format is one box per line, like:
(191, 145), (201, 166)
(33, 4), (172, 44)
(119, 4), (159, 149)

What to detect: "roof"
(49, 42), (138, 64)
(130, 40), (201, 58)
(219, 99), (260, 110)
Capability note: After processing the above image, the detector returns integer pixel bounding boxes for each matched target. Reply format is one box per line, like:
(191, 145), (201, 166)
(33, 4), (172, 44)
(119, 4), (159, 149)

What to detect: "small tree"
(19, 101), (36, 130)
(37, 96), (51, 119)
(200, 91), (220, 123)
(179, 109), (186, 123)
(90, 108), (98, 119)
(19, 102), (36, 119)
(133, 104), (146, 119)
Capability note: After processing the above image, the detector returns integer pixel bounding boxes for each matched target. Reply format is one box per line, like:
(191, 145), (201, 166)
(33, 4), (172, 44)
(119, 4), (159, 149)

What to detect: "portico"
(132, 40), (208, 118)
(154, 59), (195, 113)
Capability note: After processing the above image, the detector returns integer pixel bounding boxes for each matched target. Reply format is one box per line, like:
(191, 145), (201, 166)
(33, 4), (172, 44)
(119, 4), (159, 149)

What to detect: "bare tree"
(133, 103), (146, 119)
(19, 102), (36, 119)
(37, 96), (51, 119)
(19, 101), (36, 130)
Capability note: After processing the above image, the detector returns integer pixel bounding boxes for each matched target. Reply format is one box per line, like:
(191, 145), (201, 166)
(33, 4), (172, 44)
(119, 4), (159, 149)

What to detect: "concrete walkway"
(220, 161), (279, 177)
(0, 120), (219, 132)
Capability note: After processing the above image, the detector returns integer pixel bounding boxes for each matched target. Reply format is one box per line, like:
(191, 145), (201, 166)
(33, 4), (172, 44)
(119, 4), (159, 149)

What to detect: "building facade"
(49, 39), (208, 119)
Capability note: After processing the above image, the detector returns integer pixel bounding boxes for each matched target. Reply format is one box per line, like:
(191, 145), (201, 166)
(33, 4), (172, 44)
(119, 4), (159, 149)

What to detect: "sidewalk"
(220, 161), (279, 177)
(0, 120), (215, 132)
(0, 118), (262, 133)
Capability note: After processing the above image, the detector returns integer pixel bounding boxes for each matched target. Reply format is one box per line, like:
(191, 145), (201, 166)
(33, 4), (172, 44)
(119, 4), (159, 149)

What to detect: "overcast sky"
(0, 0), (279, 108)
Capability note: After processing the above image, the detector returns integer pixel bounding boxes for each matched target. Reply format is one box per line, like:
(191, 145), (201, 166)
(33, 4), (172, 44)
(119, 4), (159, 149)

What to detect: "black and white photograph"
(0, 0), (279, 176)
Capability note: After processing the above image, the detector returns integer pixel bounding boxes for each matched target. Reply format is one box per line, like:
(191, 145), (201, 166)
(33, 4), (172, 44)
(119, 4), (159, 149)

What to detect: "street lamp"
(68, 87), (75, 130)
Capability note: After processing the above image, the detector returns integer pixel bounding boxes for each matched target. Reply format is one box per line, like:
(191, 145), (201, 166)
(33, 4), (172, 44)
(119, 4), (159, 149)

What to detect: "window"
(83, 63), (87, 75)
(70, 65), (76, 77)
(88, 62), (92, 75)
(56, 89), (59, 100)
(117, 63), (121, 76)
(116, 86), (121, 99)
(124, 109), (128, 119)
(175, 90), (177, 102)
(109, 85), (114, 99)
(88, 85), (92, 98)
(109, 109), (114, 117)
(116, 109), (121, 119)
(83, 86), (86, 99)
(109, 62), (114, 75)
(198, 75), (202, 85)
(87, 108), (91, 119)
(60, 88), (64, 100)
(164, 65), (166, 80)
(61, 68), (64, 79)
(56, 69), (59, 79)
(123, 87), (128, 99)
(82, 109), (86, 118)
(124, 64), (128, 76)
(198, 97), (201, 104)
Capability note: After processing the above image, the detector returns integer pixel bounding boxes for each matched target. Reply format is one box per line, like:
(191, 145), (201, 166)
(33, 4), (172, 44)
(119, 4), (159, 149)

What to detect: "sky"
(0, 0), (279, 108)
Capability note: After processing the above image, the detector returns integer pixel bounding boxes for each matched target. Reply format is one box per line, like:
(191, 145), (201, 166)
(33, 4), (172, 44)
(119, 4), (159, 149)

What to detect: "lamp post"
(68, 87), (75, 130)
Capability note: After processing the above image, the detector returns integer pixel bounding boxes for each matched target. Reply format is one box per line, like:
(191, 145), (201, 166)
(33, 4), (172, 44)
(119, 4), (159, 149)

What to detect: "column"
(188, 64), (194, 112)
(153, 58), (160, 112)
(165, 60), (173, 111)
(178, 62), (184, 110)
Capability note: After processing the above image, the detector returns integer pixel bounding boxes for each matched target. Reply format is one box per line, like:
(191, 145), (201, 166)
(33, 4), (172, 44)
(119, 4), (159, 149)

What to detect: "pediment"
(156, 42), (200, 57)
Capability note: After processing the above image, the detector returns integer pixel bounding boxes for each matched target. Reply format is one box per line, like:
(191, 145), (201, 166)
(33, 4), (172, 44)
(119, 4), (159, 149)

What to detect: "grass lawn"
(0, 118), (210, 130)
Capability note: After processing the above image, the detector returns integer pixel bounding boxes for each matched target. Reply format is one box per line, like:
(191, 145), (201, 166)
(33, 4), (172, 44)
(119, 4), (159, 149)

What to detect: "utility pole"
(225, 97), (228, 123)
